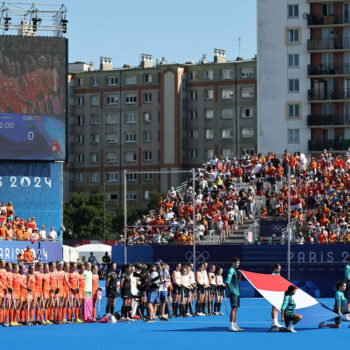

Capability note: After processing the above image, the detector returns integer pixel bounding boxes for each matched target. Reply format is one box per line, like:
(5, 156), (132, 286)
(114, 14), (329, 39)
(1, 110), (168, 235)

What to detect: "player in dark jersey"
(105, 263), (118, 316)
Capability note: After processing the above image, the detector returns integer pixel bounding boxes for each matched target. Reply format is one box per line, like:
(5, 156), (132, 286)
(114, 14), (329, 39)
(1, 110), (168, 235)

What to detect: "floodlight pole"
(124, 169), (127, 264)
(287, 163), (291, 280)
(192, 168), (196, 274)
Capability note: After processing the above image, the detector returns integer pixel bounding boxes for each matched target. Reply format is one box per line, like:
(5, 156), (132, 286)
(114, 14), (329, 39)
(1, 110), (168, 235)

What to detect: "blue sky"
(42, 0), (257, 67)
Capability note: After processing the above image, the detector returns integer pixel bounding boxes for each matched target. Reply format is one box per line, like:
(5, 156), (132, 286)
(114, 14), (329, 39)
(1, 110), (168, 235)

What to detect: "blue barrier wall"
(0, 162), (63, 238)
(0, 241), (61, 262)
(112, 244), (350, 297)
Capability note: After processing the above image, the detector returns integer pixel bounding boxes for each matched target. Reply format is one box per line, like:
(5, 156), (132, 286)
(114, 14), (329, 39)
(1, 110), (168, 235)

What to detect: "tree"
(63, 193), (114, 240)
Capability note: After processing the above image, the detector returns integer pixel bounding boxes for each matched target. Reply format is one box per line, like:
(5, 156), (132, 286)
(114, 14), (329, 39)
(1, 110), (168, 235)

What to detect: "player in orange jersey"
(56, 262), (65, 324)
(4, 262), (14, 326)
(11, 264), (22, 326)
(19, 264), (28, 325)
(0, 259), (8, 325)
(34, 262), (45, 324)
(62, 262), (70, 323)
(42, 264), (52, 324)
(27, 264), (36, 324)
(92, 265), (100, 320)
(48, 262), (59, 323)
(68, 262), (81, 322)
(77, 263), (86, 322)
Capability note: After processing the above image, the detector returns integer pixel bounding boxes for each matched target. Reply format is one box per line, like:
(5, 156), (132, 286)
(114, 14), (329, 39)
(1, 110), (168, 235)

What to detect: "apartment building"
(65, 50), (256, 211)
(258, 0), (350, 155)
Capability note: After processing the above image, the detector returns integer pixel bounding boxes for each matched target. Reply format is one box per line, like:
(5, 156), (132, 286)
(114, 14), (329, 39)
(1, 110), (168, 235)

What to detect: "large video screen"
(0, 36), (67, 161)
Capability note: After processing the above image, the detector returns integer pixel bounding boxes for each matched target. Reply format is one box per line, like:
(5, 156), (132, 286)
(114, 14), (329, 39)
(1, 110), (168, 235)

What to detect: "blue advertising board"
(0, 161), (63, 239)
(112, 244), (350, 297)
(0, 241), (61, 262)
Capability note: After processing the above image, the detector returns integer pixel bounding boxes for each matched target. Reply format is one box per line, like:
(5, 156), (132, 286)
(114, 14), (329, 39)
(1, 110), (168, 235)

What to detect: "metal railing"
(308, 87), (350, 101)
(307, 114), (350, 126)
(308, 139), (350, 151)
(308, 63), (350, 75)
(244, 220), (260, 244)
(308, 14), (344, 26)
(307, 37), (350, 51)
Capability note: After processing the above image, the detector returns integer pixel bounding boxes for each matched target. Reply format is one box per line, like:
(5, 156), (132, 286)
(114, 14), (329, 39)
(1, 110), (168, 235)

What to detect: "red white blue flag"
(241, 270), (338, 325)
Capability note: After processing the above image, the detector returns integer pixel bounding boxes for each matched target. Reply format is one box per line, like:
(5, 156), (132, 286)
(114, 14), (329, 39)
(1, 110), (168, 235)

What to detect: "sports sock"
(21, 310), (25, 323)
(195, 302), (199, 314)
(74, 307), (79, 320)
(93, 307), (96, 319)
(165, 303), (169, 315)
(105, 305), (110, 314)
(30, 309), (34, 322)
(5, 309), (9, 323)
(185, 303), (189, 314)
(36, 309), (40, 321)
(121, 305), (126, 317)
(0, 308), (3, 323)
(49, 307), (53, 320)
(110, 305), (114, 314)
(172, 303), (178, 316)
(189, 302), (193, 314)
(67, 307), (72, 321)
(10, 308), (14, 323)
(218, 303), (222, 312)
(131, 301), (138, 317)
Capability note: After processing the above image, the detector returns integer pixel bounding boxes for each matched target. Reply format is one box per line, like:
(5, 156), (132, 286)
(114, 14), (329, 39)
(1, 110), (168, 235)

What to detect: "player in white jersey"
(180, 266), (192, 317)
(195, 262), (207, 316)
(172, 263), (182, 317)
(203, 262), (210, 315)
(208, 265), (216, 315)
(187, 263), (196, 316)
(215, 267), (225, 315)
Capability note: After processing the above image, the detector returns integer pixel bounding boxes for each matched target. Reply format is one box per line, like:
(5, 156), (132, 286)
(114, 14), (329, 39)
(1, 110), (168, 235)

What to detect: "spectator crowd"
(125, 148), (350, 245)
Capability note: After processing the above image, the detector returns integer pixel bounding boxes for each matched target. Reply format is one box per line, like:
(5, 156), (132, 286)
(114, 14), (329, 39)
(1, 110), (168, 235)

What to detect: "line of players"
(0, 259), (100, 326)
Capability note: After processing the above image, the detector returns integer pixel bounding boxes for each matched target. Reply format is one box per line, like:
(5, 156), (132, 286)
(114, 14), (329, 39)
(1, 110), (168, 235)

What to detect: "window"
(143, 172), (153, 182)
(76, 153), (84, 163)
(322, 4), (333, 17)
(75, 115), (84, 126)
(205, 109), (214, 119)
(90, 95), (99, 106)
(288, 129), (300, 143)
(222, 148), (233, 158)
(76, 172), (84, 184)
(125, 75), (137, 85)
(105, 172), (119, 183)
(106, 152), (118, 163)
(241, 128), (254, 138)
(204, 89), (214, 100)
(76, 96), (84, 106)
(105, 113), (118, 124)
(124, 113), (137, 124)
(90, 172), (99, 183)
(143, 151), (152, 161)
(76, 135), (84, 144)
(75, 78), (82, 87)
(124, 151), (137, 162)
(241, 68), (254, 79)
(241, 107), (253, 118)
(288, 4), (299, 18)
(90, 114), (99, 125)
(287, 103), (300, 119)
(189, 71), (198, 81)
(144, 73), (152, 84)
(190, 149), (198, 159)
(221, 129), (233, 139)
(241, 87), (254, 98)
(127, 191), (137, 201)
(91, 77), (99, 87)
(143, 112), (152, 123)
(221, 68), (233, 79)
(189, 90), (197, 100)
(190, 129), (198, 140)
(107, 192), (118, 201)
(105, 95), (118, 105)
(190, 110), (197, 120)
(288, 54), (299, 67)
(90, 152), (99, 163)
(144, 190), (152, 201)
(205, 129), (214, 139)
(205, 148), (214, 159)
(220, 108), (233, 119)
(90, 134), (100, 144)
(288, 79), (299, 92)
(204, 70), (213, 80)
(105, 133), (117, 144)
(287, 28), (300, 43)
(125, 133), (137, 142)
(221, 88), (234, 99)
(143, 93), (152, 103)
(125, 94), (137, 104)
(126, 173), (137, 182)
(106, 76), (118, 86)
(143, 131), (152, 142)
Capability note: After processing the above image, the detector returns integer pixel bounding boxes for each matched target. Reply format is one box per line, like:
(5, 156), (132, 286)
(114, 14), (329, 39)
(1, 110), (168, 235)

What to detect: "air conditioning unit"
(18, 21), (36, 36)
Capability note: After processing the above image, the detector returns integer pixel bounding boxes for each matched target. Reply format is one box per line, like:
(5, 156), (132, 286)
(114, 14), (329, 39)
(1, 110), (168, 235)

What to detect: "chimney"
(201, 54), (208, 64)
(160, 56), (167, 65)
(214, 49), (227, 63)
(100, 57), (112, 70)
(140, 53), (153, 68)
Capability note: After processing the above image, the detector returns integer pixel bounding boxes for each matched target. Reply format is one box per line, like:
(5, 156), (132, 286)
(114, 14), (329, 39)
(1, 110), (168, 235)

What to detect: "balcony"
(308, 88), (350, 101)
(307, 37), (350, 51)
(308, 14), (345, 26)
(308, 63), (350, 76)
(309, 139), (350, 151)
(307, 114), (350, 126)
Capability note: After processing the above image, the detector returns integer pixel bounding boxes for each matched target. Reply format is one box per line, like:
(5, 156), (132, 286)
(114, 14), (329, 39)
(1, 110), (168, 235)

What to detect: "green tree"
(63, 193), (114, 240)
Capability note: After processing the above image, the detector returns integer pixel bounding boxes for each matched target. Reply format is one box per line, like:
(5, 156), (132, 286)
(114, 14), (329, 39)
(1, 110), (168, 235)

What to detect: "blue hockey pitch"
(2, 297), (348, 350)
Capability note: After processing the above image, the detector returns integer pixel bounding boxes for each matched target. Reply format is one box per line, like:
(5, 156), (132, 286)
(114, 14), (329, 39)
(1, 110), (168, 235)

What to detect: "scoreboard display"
(0, 36), (67, 161)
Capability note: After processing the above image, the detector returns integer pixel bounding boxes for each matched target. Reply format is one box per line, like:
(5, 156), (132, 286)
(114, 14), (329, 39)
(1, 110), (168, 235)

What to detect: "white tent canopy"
(62, 245), (79, 262)
(76, 243), (111, 263)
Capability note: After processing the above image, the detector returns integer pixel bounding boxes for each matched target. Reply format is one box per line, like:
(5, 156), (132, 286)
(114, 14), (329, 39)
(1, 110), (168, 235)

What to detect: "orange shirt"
(0, 269), (7, 289)
(78, 273), (85, 292)
(69, 272), (79, 290)
(57, 270), (65, 290)
(28, 274), (36, 292)
(12, 273), (21, 291)
(24, 250), (33, 263)
(49, 271), (58, 290)
(34, 271), (43, 292)
(92, 274), (99, 295)
(42, 273), (50, 292)
(20, 274), (27, 294)
(6, 271), (13, 289)
(0, 226), (5, 238)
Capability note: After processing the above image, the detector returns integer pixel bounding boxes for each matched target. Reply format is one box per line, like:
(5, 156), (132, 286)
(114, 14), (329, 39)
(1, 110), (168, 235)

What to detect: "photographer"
(145, 264), (161, 322)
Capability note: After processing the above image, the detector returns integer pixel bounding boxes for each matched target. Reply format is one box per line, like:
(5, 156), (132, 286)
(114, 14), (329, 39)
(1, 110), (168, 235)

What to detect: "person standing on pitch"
(344, 256), (350, 321)
(225, 257), (243, 332)
(270, 263), (283, 329)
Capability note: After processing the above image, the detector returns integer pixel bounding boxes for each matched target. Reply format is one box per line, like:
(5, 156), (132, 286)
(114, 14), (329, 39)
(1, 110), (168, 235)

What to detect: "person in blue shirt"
(88, 252), (98, 264)
(225, 257), (243, 332)
(319, 281), (349, 329)
(269, 263), (283, 329)
(280, 285), (302, 333)
(345, 256), (350, 321)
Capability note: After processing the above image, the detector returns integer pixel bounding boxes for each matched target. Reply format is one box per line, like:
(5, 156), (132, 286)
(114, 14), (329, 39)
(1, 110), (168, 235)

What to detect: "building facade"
(258, 0), (350, 155)
(65, 51), (256, 211)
